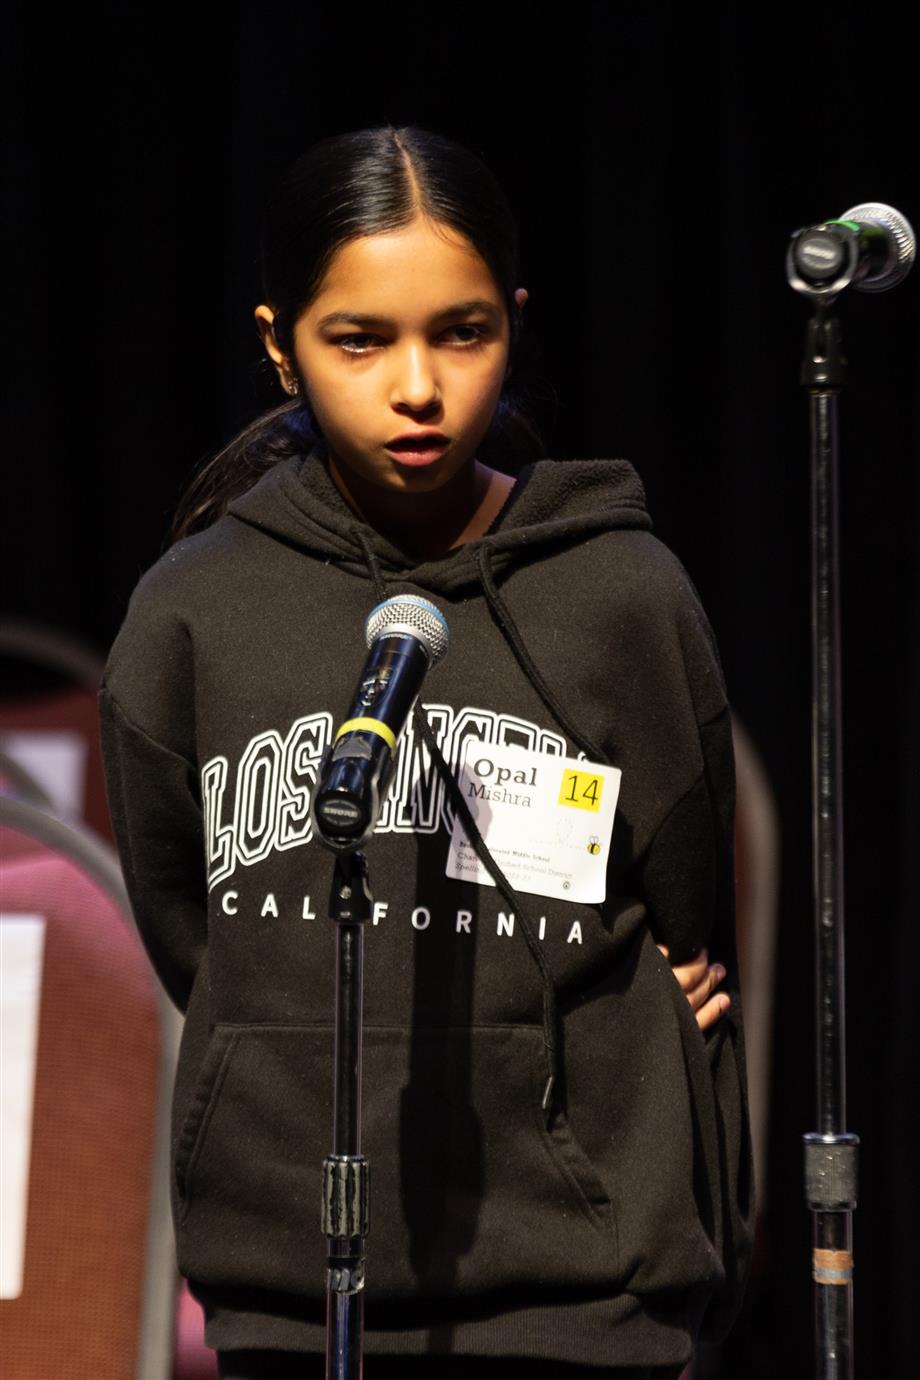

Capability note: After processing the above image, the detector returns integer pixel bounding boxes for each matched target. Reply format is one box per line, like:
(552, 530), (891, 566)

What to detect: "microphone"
(312, 594), (449, 851)
(787, 202), (915, 298)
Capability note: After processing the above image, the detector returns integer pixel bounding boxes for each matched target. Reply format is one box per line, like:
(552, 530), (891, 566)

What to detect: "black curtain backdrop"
(5, 5), (918, 1376)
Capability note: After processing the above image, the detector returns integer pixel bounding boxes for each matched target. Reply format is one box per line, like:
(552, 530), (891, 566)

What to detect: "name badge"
(446, 740), (621, 904)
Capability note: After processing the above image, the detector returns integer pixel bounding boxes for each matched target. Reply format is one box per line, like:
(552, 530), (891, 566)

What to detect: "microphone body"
(312, 595), (449, 851)
(787, 202), (915, 299)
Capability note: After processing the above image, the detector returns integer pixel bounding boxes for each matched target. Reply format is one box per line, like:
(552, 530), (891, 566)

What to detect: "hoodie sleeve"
(97, 565), (207, 1014)
(635, 579), (755, 1343)
(634, 549), (738, 966)
(98, 686), (207, 1012)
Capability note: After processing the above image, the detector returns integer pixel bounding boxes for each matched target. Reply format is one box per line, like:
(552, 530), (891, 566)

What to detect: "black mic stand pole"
(799, 303), (858, 1380)
(321, 848), (372, 1380)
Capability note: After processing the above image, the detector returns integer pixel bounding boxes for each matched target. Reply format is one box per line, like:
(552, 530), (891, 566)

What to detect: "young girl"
(99, 125), (753, 1379)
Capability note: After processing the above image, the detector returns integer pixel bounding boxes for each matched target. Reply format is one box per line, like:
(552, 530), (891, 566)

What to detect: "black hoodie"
(98, 446), (754, 1368)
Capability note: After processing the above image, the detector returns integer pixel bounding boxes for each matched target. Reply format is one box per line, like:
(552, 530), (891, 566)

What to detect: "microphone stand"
(786, 204), (915, 1379)
(311, 594), (450, 1379)
(798, 302), (858, 1380)
(320, 848), (372, 1380)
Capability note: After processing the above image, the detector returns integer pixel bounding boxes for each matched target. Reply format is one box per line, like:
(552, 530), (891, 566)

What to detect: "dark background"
(5, 4), (918, 1376)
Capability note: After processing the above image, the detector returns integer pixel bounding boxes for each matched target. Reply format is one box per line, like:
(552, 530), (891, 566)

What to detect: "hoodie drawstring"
(351, 527), (564, 1120)
(477, 543), (610, 766)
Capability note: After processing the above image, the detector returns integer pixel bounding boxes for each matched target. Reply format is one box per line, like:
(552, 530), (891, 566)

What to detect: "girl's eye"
(336, 333), (380, 354)
(332, 324), (488, 355)
(445, 323), (487, 345)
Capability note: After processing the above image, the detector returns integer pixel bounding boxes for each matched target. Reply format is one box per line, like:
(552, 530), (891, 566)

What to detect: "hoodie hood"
(226, 446), (652, 595)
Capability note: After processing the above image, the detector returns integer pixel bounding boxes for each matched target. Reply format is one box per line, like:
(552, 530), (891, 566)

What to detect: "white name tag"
(446, 740), (621, 904)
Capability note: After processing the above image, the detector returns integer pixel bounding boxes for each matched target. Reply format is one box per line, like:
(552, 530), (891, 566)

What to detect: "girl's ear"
(505, 288), (528, 380)
(254, 306), (284, 364)
(254, 306), (298, 396)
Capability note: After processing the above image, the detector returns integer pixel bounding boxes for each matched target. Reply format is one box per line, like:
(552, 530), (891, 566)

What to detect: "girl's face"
(262, 216), (521, 496)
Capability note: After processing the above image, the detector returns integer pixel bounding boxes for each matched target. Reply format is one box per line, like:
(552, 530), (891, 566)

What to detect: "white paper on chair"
(0, 914), (46, 1299)
(0, 730), (87, 819)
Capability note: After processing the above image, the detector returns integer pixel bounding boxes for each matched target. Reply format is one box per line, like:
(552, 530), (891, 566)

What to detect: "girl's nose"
(390, 342), (440, 410)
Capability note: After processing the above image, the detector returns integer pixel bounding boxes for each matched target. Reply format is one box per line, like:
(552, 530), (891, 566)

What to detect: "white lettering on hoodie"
(202, 703), (566, 890)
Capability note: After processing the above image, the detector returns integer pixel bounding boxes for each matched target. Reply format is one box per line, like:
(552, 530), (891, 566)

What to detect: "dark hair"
(171, 124), (544, 542)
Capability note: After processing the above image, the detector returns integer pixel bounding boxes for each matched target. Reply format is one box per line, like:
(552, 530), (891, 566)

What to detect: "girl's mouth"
(384, 438), (451, 467)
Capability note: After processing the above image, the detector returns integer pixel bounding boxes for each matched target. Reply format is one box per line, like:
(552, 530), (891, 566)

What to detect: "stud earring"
(287, 378), (299, 396)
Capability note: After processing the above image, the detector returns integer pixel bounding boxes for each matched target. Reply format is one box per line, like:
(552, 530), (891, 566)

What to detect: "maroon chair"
(0, 797), (180, 1379)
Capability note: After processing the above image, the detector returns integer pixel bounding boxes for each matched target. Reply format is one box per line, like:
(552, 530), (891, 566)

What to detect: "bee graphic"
(587, 835), (601, 856)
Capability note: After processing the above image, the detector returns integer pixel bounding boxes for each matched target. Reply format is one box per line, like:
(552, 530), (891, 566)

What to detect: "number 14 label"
(559, 769), (603, 812)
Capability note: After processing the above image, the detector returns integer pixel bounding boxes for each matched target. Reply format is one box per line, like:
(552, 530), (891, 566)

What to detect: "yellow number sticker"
(558, 770), (603, 812)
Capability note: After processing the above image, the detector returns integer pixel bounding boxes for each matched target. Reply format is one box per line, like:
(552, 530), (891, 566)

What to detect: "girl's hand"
(656, 944), (730, 1032)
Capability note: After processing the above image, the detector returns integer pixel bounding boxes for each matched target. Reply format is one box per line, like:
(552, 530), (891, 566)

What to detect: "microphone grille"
(839, 202), (916, 292)
(365, 594), (450, 665)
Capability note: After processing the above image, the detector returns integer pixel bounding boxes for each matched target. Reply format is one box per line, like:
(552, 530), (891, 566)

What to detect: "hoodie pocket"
(171, 1022), (620, 1299)
(174, 1024), (239, 1216)
(555, 926), (743, 1308)
(374, 1023), (618, 1295)
(612, 936), (734, 1295)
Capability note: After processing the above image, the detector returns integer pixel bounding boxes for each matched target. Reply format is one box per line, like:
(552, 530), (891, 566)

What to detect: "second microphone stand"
(799, 302), (859, 1380)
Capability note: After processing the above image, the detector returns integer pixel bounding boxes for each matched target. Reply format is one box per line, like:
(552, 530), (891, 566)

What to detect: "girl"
(99, 125), (753, 1379)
